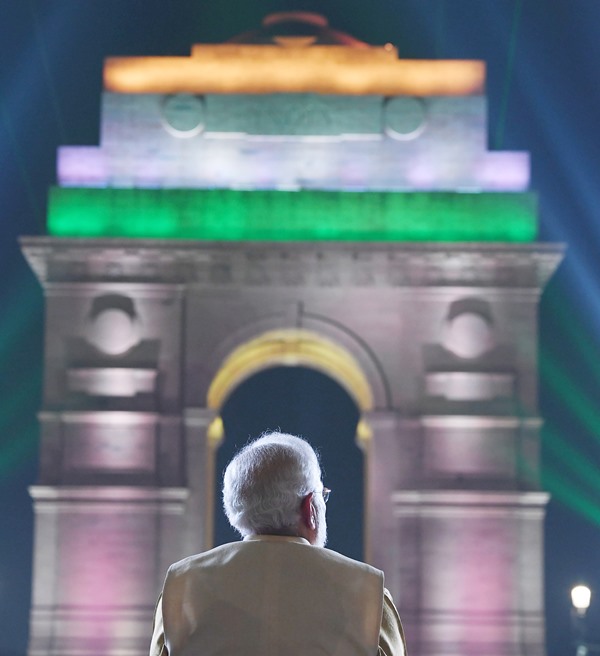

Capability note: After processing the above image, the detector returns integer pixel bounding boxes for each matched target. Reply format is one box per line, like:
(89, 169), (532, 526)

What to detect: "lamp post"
(571, 584), (591, 656)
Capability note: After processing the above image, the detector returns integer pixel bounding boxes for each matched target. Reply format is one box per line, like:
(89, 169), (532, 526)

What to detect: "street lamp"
(572, 585), (592, 615)
(571, 584), (591, 656)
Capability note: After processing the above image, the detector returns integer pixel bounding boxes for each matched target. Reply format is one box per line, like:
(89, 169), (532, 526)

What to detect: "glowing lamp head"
(571, 585), (591, 615)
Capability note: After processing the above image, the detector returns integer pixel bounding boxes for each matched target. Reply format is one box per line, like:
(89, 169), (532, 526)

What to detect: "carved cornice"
(20, 237), (565, 290)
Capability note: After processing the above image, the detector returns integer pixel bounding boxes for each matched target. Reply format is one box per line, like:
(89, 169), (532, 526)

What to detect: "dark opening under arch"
(214, 366), (363, 561)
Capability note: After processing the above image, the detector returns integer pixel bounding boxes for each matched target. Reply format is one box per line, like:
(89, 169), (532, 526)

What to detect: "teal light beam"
(0, 277), (42, 369)
(27, 0), (68, 144)
(541, 451), (600, 526)
(0, 100), (43, 224)
(493, 0), (523, 150)
(0, 366), (41, 480)
(544, 291), (600, 408)
(541, 352), (600, 463)
(543, 421), (600, 502)
(434, 0), (446, 59)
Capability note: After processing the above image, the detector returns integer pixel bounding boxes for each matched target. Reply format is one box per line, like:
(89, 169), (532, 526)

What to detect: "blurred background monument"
(21, 13), (562, 656)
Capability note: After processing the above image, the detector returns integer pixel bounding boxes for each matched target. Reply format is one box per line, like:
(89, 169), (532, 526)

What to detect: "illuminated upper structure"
(55, 12), (530, 240)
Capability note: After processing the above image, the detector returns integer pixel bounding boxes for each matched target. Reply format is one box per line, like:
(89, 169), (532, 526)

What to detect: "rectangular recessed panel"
(63, 422), (155, 473)
(426, 372), (515, 401)
(67, 368), (157, 397)
(57, 512), (157, 607)
(424, 425), (516, 479)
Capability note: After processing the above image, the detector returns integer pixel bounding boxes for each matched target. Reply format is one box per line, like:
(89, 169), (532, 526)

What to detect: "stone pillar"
(28, 481), (187, 656)
(363, 256), (554, 656)
(23, 273), (189, 656)
(182, 408), (222, 554)
(368, 412), (548, 655)
(363, 411), (405, 570)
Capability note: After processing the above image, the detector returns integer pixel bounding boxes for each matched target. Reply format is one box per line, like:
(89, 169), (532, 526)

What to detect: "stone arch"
(205, 328), (374, 447)
(203, 328), (375, 558)
(201, 309), (391, 413)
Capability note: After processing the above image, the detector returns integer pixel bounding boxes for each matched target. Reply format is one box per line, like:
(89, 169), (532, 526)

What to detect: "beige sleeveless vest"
(161, 535), (384, 656)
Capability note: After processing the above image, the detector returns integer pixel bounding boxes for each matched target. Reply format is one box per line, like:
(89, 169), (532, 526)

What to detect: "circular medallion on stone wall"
(384, 96), (427, 140)
(161, 94), (205, 137)
(443, 311), (495, 359)
(88, 307), (141, 356)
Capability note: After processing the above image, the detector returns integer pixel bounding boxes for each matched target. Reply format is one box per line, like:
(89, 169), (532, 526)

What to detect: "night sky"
(2, 2), (600, 655)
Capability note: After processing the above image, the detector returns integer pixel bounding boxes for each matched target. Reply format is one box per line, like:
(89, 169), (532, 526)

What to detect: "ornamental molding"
(21, 237), (564, 289)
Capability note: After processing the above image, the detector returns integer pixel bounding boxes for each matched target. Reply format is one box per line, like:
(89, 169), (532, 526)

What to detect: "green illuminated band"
(48, 187), (537, 242)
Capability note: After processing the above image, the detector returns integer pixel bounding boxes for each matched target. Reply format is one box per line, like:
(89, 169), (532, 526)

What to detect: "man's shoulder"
(167, 541), (243, 575)
(313, 545), (384, 579)
(167, 538), (383, 582)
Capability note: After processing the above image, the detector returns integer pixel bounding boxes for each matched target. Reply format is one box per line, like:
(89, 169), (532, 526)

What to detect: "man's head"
(222, 431), (328, 547)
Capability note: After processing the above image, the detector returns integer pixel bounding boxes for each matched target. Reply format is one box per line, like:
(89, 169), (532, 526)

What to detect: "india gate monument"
(21, 12), (563, 656)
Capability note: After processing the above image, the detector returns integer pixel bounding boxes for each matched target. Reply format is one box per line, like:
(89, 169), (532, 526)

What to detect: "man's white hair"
(222, 431), (322, 537)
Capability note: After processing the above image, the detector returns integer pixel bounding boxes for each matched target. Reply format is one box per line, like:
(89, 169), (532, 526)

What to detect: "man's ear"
(300, 493), (316, 530)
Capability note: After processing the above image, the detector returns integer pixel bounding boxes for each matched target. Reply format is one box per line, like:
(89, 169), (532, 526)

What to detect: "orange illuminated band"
(104, 44), (485, 96)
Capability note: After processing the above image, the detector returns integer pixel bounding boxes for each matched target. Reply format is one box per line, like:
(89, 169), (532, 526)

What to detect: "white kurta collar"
(242, 534), (311, 545)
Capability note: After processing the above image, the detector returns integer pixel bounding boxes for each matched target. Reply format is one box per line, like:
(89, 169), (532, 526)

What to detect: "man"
(150, 431), (406, 656)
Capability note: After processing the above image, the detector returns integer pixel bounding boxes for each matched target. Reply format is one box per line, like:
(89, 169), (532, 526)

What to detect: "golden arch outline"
(206, 329), (374, 447)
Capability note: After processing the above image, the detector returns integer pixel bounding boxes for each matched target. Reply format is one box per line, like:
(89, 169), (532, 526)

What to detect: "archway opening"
(214, 366), (364, 561)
